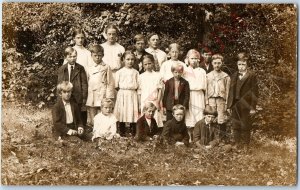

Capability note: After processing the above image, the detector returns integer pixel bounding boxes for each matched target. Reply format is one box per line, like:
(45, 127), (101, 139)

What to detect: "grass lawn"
(1, 103), (296, 185)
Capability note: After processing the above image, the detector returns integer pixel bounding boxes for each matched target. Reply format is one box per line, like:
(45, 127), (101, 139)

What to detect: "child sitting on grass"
(160, 104), (189, 146)
(92, 98), (119, 141)
(52, 81), (90, 140)
(135, 102), (159, 142)
(193, 106), (219, 148)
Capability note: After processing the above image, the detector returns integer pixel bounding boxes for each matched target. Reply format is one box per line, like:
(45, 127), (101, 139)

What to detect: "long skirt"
(185, 90), (205, 127)
(114, 89), (139, 123)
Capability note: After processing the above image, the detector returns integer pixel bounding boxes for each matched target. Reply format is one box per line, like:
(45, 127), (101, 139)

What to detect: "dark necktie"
(70, 65), (74, 80)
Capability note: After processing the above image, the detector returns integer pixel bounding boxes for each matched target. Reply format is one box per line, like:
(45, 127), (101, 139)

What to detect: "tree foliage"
(2, 3), (296, 136)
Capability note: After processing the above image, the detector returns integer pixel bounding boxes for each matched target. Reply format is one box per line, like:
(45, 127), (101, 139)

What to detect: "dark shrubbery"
(2, 3), (296, 136)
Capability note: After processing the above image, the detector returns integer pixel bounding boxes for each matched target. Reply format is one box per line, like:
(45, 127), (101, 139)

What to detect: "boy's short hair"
(64, 46), (77, 58)
(171, 63), (184, 73)
(237, 52), (249, 62)
(101, 98), (114, 108)
(203, 106), (218, 116)
(89, 44), (104, 54)
(172, 104), (185, 114)
(211, 54), (224, 62)
(133, 34), (146, 44)
(141, 53), (155, 63)
(57, 81), (73, 94)
(104, 23), (119, 35)
(168, 43), (181, 51)
(142, 102), (157, 112)
(147, 33), (159, 42)
(200, 48), (212, 55)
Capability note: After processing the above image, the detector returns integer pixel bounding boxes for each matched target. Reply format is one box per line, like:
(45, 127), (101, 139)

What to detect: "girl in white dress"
(184, 49), (207, 142)
(86, 45), (115, 126)
(138, 54), (164, 129)
(101, 24), (125, 78)
(114, 51), (139, 137)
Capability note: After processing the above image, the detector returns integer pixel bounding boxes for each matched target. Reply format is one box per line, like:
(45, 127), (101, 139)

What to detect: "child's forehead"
(174, 109), (184, 114)
(205, 114), (216, 117)
(212, 58), (222, 63)
(107, 28), (117, 33)
(92, 52), (103, 55)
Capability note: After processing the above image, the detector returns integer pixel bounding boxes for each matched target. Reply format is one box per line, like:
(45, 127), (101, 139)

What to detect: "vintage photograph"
(1, 3), (297, 185)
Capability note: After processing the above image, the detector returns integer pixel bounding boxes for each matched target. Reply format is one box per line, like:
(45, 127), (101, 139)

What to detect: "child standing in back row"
(145, 33), (167, 71)
(101, 24), (125, 77)
(184, 49), (207, 142)
(86, 45), (115, 127)
(114, 51), (139, 137)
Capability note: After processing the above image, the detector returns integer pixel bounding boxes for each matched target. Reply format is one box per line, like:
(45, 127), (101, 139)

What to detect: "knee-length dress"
(138, 70), (164, 127)
(114, 67), (139, 123)
(184, 66), (206, 127)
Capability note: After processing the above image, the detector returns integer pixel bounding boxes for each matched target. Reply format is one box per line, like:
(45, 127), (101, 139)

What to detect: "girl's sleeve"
(106, 66), (115, 99)
(137, 74), (142, 95)
(200, 69), (206, 91)
(115, 70), (120, 89)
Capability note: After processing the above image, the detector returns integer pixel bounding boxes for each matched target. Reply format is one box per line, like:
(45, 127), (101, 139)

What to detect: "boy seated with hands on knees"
(52, 81), (91, 141)
(193, 106), (219, 148)
(160, 104), (190, 147)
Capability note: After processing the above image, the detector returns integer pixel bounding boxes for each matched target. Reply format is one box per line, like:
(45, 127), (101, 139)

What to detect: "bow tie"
(239, 73), (244, 76)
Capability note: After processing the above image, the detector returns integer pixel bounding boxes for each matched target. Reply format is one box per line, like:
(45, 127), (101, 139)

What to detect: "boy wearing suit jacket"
(162, 63), (190, 121)
(135, 102), (159, 141)
(52, 81), (88, 140)
(57, 47), (88, 125)
(227, 52), (259, 146)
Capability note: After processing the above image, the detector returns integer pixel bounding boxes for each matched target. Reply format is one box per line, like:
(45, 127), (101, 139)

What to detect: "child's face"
(135, 40), (145, 52)
(102, 103), (113, 116)
(142, 58), (154, 72)
(91, 52), (104, 65)
(124, 54), (135, 68)
(173, 109), (184, 122)
(106, 28), (117, 43)
(144, 107), (155, 119)
(172, 70), (183, 80)
(148, 35), (159, 49)
(60, 89), (72, 102)
(237, 60), (248, 73)
(170, 48), (179, 60)
(66, 51), (77, 65)
(74, 33), (85, 46)
(188, 54), (200, 68)
(204, 114), (215, 124)
(212, 58), (223, 71)
(202, 52), (212, 63)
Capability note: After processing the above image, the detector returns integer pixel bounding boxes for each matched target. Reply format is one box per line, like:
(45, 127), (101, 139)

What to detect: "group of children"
(52, 24), (259, 149)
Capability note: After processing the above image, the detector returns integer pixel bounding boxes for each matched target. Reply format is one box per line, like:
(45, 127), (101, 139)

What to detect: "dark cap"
(203, 106), (218, 116)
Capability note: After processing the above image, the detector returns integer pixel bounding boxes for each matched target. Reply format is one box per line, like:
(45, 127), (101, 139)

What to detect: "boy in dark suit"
(57, 47), (88, 126)
(160, 104), (189, 146)
(52, 81), (89, 140)
(227, 52), (259, 146)
(135, 102), (159, 142)
(200, 49), (213, 74)
(193, 106), (219, 148)
(162, 63), (190, 121)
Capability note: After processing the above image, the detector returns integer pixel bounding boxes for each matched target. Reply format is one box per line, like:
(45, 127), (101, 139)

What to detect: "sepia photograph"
(1, 2), (297, 186)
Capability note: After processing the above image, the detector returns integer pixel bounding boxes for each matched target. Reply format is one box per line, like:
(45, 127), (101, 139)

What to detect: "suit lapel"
(239, 71), (250, 88)
(70, 101), (76, 125)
